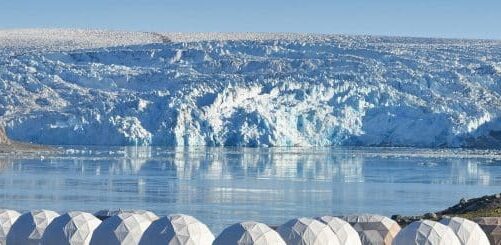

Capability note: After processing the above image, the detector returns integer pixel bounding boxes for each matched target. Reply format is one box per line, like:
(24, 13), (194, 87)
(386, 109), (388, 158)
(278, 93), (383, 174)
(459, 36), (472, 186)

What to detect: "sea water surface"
(0, 146), (500, 234)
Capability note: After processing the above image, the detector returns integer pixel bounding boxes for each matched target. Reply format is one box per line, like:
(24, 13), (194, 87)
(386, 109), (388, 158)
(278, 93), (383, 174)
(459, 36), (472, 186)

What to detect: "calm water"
(0, 147), (500, 234)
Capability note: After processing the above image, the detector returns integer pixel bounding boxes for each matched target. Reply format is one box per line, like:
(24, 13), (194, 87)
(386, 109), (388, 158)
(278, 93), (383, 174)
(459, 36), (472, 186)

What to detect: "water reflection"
(0, 147), (500, 234)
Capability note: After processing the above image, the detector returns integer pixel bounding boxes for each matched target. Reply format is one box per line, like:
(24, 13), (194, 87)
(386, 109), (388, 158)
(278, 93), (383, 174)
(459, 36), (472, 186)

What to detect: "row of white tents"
(0, 209), (497, 244)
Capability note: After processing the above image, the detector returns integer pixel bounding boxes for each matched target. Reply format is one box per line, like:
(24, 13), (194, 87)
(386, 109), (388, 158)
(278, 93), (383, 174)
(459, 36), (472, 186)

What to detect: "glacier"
(0, 29), (500, 147)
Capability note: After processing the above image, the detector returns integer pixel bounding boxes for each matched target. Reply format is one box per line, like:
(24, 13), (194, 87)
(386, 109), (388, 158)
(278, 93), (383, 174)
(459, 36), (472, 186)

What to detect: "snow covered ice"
(0, 29), (500, 147)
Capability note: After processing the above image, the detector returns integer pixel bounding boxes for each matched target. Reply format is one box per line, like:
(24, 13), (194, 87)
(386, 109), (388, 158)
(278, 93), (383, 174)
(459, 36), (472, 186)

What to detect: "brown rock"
(0, 126), (10, 145)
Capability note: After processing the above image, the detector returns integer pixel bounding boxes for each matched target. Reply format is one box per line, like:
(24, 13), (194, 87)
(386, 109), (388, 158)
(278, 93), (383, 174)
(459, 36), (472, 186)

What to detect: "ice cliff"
(0, 29), (500, 147)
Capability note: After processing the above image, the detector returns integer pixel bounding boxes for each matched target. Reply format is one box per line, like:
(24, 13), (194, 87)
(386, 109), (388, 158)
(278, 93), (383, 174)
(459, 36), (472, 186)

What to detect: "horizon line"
(1, 27), (500, 42)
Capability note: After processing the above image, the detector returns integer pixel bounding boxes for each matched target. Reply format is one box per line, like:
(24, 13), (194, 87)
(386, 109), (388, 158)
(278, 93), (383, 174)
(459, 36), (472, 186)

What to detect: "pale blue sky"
(0, 0), (500, 39)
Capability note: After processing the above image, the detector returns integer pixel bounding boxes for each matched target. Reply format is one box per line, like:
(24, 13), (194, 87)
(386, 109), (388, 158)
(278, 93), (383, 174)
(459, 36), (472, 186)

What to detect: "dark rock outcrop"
(392, 192), (501, 226)
(437, 193), (501, 216)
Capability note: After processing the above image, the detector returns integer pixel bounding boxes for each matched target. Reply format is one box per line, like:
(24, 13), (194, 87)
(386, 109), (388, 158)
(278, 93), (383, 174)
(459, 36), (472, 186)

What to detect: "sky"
(0, 0), (500, 40)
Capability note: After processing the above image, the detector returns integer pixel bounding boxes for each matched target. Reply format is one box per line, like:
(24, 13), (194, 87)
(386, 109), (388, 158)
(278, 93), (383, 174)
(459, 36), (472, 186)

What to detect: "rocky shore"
(392, 192), (501, 226)
(0, 126), (9, 145)
(0, 126), (53, 153)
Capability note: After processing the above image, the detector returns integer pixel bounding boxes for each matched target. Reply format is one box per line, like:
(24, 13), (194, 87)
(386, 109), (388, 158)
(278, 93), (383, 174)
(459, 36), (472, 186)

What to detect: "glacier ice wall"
(0, 34), (500, 147)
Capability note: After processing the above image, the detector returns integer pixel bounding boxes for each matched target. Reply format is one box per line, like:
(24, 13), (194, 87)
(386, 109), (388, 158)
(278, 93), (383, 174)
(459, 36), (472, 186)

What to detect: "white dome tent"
(277, 217), (340, 245)
(213, 221), (285, 245)
(131, 210), (159, 222)
(90, 211), (158, 245)
(342, 214), (400, 245)
(140, 214), (214, 245)
(0, 209), (21, 243)
(393, 220), (460, 245)
(316, 216), (361, 245)
(41, 211), (102, 245)
(439, 217), (489, 245)
(94, 209), (158, 221)
(6, 210), (59, 245)
(473, 217), (501, 245)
